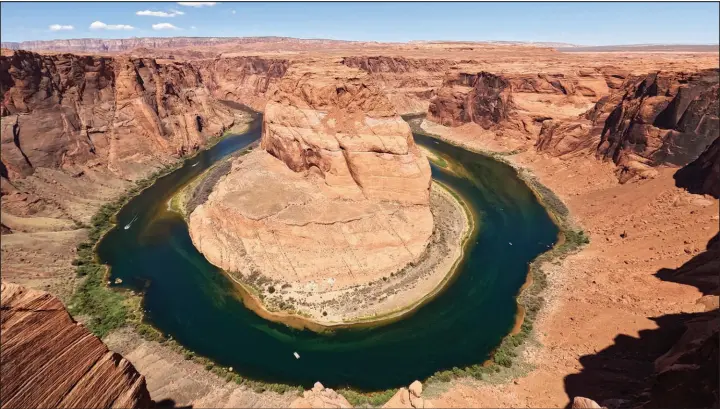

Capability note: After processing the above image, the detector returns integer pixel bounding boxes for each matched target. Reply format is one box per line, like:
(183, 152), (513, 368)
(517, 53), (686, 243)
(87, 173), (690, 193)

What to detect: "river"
(97, 115), (559, 390)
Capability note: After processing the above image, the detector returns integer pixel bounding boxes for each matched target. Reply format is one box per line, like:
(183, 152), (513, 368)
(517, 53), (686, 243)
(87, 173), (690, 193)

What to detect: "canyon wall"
(0, 281), (153, 409)
(342, 56), (452, 115)
(534, 69), (720, 182)
(0, 50), (242, 181)
(193, 56), (290, 112)
(1, 36), (363, 54)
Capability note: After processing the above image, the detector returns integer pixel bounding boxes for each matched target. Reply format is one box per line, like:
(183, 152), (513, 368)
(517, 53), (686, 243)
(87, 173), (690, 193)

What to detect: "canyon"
(1, 40), (718, 408)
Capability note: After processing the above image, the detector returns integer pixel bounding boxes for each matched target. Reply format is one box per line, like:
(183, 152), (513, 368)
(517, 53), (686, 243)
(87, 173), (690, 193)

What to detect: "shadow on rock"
(154, 399), (193, 409)
(563, 234), (719, 409)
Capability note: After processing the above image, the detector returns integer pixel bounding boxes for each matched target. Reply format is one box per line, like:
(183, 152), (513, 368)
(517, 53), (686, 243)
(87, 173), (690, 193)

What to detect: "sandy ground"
(420, 121), (719, 408)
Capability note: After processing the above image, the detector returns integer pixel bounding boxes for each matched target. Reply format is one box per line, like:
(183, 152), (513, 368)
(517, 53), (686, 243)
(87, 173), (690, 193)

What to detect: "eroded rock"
(188, 63), (433, 321)
(0, 281), (152, 409)
(289, 382), (352, 409)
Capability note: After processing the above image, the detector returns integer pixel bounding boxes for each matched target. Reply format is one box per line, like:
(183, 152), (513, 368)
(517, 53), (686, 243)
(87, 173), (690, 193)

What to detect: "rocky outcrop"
(428, 71), (513, 128)
(193, 56), (290, 112)
(342, 56), (452, 115)
(0, 281), (152, 409)
(289, 382), (351, 408)
(342, 56), (449, 74)
(571, 397), (603, 408)
(535, 69), (720, 182)
(674, 136), (720, 198)
(382, 381), (432, 408)
(188, 63), (433, 321)
(0, 50), (246, 180)
(597, 70), (719, 169)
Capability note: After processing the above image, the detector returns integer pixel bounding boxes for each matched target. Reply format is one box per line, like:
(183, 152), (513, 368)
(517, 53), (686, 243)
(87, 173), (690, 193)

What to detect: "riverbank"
(414, 119), (718, 408)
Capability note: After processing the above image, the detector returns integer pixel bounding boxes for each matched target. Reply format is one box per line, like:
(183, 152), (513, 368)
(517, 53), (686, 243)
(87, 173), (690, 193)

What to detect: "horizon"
(1, 2), (719, 46)
(3, 34), (719, 47)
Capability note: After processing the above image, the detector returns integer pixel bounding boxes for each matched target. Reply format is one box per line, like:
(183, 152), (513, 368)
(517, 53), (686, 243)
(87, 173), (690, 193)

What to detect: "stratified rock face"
(194, 56), (290, 112)
(0, 281), (153, 409)
(342, 56), (451, 115)
(428, 71), (512, 129)
(597, 69), (719, 169)
(674, 136), (720, 198)
(535, 69), (720, 183)
(0, 50), (243, 180)
(189, 63), (432, 288)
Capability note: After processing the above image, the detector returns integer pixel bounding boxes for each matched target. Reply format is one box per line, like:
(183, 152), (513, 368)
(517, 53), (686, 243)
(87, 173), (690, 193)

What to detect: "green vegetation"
(338, 388), (397, 407)
(412, 129), (591, 389)
(68, 162), (182, 337)
(66, 159), (306, 395)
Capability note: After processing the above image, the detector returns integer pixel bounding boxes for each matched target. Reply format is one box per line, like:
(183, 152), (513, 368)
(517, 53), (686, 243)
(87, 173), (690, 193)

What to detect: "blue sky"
(1, 2), (719, 45)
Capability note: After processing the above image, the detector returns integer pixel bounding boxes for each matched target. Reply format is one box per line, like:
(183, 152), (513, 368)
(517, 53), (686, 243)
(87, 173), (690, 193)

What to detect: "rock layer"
(535, 69), (720, 182)
(0, 50), (247, 180)
(428, 71), (513, 129)
(0, 281), (152, 409)
(188, 63), (433, 314)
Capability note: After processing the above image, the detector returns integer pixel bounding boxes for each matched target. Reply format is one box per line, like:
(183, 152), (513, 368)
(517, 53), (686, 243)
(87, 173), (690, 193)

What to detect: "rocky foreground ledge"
(0, 281), (152, 409)
(186, 63), (470, 326)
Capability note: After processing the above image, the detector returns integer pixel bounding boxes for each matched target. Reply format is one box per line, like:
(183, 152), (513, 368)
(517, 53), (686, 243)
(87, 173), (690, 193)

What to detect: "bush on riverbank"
(68, 162), (182, 338)
(338, 388), (397, 407)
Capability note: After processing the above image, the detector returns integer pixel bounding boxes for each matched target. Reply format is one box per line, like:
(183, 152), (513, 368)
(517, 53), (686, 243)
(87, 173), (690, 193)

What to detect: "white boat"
(293, 352), (300, 359)
(191, 162), (199, 167)
(509, 242), (513, 246)
(124, 214), (139, 230)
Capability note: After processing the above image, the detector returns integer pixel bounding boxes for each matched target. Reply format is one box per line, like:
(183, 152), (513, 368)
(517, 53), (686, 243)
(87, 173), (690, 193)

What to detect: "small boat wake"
(124, 214), (139, 230)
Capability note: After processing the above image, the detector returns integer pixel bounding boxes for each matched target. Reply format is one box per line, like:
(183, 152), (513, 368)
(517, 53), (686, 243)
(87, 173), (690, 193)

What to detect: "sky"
(1, 2), (719, 45)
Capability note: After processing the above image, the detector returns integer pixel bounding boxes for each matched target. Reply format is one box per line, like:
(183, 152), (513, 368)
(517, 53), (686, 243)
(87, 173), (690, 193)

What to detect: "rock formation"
(194, 56), (290, 111)
(571, 397), (603, 408)
(382, 381), (432, 408)
(596, 70), (719, 179)
(535, 69), (720, 182)
(674, 136), (720, 198)
(188, 63), (433, 320)
(342, 56), (451, 115)
(428, 71), (513, 128)
(0, 281), (153, 409)
(289, 382), (351, 408)
(0, 50), (247, 180)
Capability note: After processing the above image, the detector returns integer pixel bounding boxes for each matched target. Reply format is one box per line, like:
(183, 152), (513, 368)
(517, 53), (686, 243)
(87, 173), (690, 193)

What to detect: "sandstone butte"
(0, 281), (153, 409)
(187, 62), (437, 323)
(1, 40), (719, 408)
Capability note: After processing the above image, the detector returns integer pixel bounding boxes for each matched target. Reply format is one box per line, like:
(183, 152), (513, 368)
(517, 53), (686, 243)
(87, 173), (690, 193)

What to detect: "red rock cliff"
(0, 281), (153, 409)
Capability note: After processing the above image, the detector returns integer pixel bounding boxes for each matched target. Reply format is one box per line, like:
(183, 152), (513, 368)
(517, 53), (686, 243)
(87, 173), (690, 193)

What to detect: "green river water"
(97, 115), (559, 391)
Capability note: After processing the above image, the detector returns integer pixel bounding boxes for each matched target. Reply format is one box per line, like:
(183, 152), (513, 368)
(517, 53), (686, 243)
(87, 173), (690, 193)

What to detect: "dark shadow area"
(564, 234), (719, 409)
(154, 398), (193, 409)
(656, 234), (719, 297)
(674, 136), (720, 199)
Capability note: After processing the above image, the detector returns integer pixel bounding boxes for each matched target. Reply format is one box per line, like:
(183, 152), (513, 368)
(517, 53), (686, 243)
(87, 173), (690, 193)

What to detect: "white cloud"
(177, 2), (217, 7)
(190, 26), (197, 30)
(231, 9), (236, 14)
(136, 9), (185, 17)
(152, 23), (181, 30)
(49, 24), (74, 31)
(89, 21), (135, 30)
